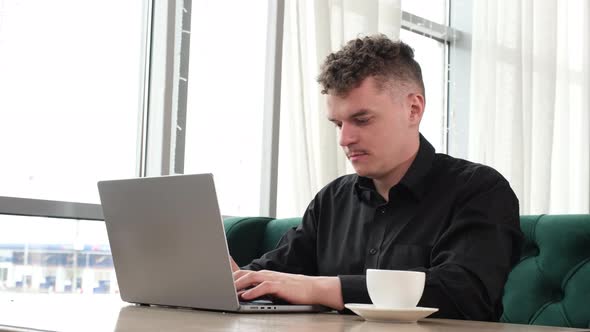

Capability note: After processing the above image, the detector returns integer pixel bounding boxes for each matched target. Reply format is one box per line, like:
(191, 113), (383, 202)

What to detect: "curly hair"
(317, 35), (424, 97)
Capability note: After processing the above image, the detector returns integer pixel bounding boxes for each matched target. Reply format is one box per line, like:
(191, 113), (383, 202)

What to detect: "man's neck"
(373, 142), (420, 202)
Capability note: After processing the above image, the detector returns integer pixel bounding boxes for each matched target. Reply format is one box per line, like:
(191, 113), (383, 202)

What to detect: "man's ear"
(408, 93), (425, 125)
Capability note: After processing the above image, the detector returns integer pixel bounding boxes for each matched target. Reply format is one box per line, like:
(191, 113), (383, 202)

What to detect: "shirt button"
(369, 248), (377, 255)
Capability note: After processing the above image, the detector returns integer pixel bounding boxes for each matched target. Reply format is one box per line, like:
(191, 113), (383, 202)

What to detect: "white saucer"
(344, 304), (438, 323)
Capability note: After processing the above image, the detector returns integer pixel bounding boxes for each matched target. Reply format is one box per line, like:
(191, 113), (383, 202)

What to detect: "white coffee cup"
(366, 269), (425, 309)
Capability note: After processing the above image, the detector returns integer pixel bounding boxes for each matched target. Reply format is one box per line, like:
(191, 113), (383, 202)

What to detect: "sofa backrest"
(500, 214), (590, 328)
(261, 217), (302, 254)
(223, 217), (274, 266)
(223, 216), (301, 266)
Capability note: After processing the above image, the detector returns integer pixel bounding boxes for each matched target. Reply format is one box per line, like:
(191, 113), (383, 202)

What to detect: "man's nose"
(339, 123), (358, 147)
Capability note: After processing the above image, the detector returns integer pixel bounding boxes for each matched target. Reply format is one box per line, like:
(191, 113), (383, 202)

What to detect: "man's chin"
(353, 168), (374, 178)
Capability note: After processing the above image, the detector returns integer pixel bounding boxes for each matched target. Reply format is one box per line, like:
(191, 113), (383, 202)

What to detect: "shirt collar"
(354, 134), (435, 202)
(399, 134), (435, 199)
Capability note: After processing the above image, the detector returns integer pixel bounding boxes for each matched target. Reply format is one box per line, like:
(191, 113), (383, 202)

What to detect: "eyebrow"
(328, 110), (371, 122)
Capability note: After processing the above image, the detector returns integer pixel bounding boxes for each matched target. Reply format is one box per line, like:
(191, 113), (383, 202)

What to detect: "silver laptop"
(97, 173), (325, 313)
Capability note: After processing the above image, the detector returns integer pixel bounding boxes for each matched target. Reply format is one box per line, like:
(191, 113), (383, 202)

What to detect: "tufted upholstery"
(223, 215), (590, 328)
(500, 214), (590, 328)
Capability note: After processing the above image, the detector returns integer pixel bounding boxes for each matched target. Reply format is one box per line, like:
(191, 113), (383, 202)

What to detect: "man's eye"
(355, 118), (370, 125)
(334, 122), (342, 129)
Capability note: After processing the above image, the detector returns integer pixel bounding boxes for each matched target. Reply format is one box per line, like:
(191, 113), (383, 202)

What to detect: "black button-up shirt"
(246, 135), (523, 321)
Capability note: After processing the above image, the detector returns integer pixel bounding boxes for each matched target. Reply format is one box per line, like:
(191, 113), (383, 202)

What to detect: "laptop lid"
(98, 173), (325, 313)
(98, 173), (241, 311)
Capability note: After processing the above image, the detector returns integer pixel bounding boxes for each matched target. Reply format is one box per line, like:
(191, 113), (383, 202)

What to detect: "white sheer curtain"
(276, 0), (402, 217)
(469, 0), (590, 214)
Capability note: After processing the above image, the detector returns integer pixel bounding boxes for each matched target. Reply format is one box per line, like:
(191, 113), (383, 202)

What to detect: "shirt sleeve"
(339, 177), (523, 321)
(243, 198), (319, 275)
(413, 178), (523, 321)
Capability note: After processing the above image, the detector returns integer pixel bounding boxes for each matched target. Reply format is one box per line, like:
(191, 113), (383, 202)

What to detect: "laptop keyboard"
(240, 295), (291, 306)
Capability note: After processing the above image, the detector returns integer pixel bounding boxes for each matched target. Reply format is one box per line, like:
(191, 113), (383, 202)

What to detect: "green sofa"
(223, 214), (590, 328)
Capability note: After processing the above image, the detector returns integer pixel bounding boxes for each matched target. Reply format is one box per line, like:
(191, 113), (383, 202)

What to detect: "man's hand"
(233, 269), (344, 310)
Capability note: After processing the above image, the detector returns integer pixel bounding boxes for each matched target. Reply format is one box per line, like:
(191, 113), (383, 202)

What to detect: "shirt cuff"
(338, 275), (371, 304)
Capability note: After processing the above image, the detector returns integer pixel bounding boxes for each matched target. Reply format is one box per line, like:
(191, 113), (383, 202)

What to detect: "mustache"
(345, 149), (368, 158)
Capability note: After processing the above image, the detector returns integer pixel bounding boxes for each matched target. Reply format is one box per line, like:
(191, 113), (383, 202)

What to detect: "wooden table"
(0, 294), (587, 332)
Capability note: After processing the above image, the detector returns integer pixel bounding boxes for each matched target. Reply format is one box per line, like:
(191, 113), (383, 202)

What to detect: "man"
(232, 35), (523, 321)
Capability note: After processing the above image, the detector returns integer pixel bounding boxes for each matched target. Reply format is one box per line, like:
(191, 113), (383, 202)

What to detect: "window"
(0, 216), (116, 294)
(183, 0), (270, 216)
(0, 0), (146, 204)
(0, 0), (148, 296)
(400, 29), (447, 152)
(402, 0), (447, 25)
